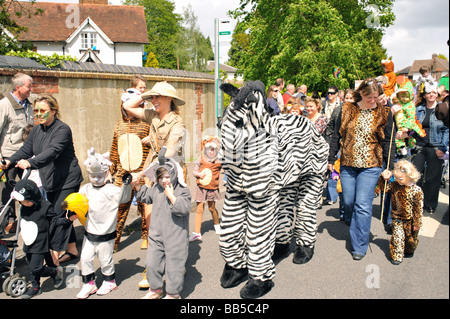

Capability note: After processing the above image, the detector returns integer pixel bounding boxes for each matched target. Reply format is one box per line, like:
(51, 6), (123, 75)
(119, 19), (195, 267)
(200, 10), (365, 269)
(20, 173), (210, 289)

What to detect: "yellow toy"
(61, 193), (89, 226)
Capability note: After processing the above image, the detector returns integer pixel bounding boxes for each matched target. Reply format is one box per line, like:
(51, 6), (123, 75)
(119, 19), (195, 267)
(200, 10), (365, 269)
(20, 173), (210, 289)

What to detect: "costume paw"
(240, 278), (274, 299)
(220, 264), (248, 288)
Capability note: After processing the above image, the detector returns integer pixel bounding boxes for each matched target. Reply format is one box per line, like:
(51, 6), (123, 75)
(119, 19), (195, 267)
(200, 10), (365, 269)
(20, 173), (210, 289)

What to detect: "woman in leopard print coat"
(328, 78), (396, 261)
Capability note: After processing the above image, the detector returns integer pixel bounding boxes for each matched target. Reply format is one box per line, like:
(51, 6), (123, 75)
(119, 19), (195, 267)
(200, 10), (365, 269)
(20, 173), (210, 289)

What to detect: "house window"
(81, 32), (97, 49)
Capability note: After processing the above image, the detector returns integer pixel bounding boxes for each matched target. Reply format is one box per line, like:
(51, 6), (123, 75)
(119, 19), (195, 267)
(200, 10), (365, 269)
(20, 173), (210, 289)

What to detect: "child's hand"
(381, 169), (392, 180)
(413, 226), (420, 232)
(66, 211), (78, 222)
(164, 184), (176, 205)
(199, 172), (206, 179)
(164, 183), (174, 197)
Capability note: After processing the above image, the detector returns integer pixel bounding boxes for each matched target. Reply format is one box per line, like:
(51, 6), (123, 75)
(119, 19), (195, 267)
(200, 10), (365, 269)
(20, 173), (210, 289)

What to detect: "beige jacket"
(0, 93), (34, 158)
(142, 109), (186, 168)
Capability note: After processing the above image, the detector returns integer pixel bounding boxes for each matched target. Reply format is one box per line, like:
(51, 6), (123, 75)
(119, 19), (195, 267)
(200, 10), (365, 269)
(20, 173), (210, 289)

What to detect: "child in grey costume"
(132, 146), (191, 299)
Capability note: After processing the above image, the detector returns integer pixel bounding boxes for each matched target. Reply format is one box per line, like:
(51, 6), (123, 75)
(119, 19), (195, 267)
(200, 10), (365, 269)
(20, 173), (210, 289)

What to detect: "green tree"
(125, 0), (182, 69)
(228, 0), (395, 91)
(0, 0), (42, 54)
(176, 4), (214, 72)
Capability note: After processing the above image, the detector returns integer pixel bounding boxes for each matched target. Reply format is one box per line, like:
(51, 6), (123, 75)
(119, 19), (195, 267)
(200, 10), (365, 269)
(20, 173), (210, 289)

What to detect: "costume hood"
(201, 136), (220, 162)
(395, 80), (414, 102)
(382, 59), (394, 73)
(121, 88), (144, 120)
(84, 147), (111, 174)
(11, 179), (42, 204)
(142, 146), (186, 187)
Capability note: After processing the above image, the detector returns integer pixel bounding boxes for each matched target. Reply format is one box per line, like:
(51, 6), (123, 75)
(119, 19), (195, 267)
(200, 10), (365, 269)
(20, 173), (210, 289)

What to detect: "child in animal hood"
(76, 148), (132, 299)
(376, 159), (423, 265)
(10, 179), (67, 299)
(190, 136), (222, 241)
(392, 80), (426, 155)
(131, 146), (191, 299)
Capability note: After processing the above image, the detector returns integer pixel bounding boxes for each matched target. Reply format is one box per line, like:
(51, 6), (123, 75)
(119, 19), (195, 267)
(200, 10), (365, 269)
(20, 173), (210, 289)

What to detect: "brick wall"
(1, 68), (215, 182)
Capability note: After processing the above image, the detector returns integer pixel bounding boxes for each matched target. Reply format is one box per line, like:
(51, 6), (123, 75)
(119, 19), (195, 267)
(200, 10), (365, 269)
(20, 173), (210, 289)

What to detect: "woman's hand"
(141, 136), (151, 145)
(327, 164), (334, 172)
(15, 159), (31, 170)
(0, 159), (10, 170)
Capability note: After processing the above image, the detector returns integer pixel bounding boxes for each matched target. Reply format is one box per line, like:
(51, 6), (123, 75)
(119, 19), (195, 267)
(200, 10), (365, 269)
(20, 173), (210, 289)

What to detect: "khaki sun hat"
(142, 81), (185, 106)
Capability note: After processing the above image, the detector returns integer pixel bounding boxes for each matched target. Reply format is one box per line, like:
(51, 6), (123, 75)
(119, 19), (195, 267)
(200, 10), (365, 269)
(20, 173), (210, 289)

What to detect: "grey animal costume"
(136, 147), (191, 294)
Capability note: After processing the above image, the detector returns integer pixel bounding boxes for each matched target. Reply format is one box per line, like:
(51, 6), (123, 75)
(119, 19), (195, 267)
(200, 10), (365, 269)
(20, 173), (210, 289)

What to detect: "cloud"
(382, 0), (449, 71)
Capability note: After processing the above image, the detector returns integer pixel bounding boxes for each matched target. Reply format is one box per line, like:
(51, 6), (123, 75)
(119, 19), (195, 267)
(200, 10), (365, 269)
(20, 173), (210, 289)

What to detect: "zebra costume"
(218, 81), (328, 298)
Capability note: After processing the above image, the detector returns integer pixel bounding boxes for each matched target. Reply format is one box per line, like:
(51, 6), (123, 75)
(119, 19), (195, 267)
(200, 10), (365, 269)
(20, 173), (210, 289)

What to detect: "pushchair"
(0, 169), (31, 297)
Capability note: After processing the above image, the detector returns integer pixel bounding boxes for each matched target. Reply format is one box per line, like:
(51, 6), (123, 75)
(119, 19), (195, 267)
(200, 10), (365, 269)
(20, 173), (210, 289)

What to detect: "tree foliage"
(228, 0), (395, 91)
(125, 0), (182, 69)
(176, 4), (214, 72)
(0, 0), (43, 55)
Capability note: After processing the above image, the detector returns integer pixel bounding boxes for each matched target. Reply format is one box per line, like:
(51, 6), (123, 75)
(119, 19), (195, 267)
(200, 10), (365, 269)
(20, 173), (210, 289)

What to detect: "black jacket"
(9, 118), (83, 193)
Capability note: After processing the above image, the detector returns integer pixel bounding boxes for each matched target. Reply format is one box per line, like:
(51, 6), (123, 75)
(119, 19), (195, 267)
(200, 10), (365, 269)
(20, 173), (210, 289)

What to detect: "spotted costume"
(393, 81), (426, 152)
(377, 179), (423, 262)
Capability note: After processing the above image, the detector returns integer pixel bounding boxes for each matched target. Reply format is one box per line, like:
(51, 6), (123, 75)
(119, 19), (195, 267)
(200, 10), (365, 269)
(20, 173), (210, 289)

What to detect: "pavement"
(1, 165), (448, 303)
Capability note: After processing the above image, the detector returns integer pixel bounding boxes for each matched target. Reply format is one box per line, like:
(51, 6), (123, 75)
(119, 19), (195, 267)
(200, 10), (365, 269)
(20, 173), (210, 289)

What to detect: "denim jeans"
(326, 177), (338, 202)
(340, 166), (382, 255)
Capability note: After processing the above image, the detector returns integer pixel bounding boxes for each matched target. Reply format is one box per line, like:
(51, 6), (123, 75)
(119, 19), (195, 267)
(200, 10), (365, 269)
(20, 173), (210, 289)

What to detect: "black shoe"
(404, 252), (414, 258)
(240, 278), (274, 299)
(384, 224), (392, 235)
(425, 207), (435, 214)
(21, 287), (42, 299)
(220, 264), (248, 288)
(352, 253), (364, 261)
(293, 245), (314, 264)
(53, 266), (64, 289)
(272, 243), (290, 262)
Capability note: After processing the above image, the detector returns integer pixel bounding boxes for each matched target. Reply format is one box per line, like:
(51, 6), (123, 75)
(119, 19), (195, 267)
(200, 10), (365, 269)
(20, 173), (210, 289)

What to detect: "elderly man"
(0, 73), (34, 234)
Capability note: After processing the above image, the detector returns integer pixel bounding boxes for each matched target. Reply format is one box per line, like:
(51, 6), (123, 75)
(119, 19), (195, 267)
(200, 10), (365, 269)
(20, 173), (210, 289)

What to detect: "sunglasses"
(328, 91), (337, 95)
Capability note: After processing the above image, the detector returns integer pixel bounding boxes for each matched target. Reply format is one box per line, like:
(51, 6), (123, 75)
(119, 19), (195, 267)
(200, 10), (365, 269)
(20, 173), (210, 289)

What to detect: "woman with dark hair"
(0, 94), (83, 265)
(410, 81), (449, 213)
(328, 78), (396, 260)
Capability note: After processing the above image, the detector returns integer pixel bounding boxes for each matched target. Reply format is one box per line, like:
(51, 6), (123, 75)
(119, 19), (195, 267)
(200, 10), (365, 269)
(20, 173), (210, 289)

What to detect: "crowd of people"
(0, 64), (448, 299)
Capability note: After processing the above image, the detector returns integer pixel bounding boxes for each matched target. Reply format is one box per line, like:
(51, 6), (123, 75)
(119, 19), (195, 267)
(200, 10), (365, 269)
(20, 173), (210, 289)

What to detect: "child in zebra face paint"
(190, 136), (222, 241)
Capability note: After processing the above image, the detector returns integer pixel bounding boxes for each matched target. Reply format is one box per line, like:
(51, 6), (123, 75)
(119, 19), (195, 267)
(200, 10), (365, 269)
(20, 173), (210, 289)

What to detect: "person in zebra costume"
(218, 80), (328, 298)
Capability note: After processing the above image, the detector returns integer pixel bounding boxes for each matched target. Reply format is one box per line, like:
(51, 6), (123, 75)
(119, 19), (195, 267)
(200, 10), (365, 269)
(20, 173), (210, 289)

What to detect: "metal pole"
(214, 18), (220, 135)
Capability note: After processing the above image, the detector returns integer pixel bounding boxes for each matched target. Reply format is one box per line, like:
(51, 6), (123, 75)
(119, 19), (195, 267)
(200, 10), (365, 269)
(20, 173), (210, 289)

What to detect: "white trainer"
(189, 232), (202, 242)
(96, 280), (117, 296)
(77, 282), (97, 299)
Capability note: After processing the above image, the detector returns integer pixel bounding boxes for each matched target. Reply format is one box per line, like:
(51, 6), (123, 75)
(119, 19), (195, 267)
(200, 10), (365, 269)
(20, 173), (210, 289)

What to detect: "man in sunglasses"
(322, 85), (342, 121)
(0, 73), (34, 235)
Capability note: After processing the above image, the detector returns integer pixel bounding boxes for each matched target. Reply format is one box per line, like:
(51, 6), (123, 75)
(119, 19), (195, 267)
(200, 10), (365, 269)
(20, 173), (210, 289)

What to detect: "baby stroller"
(0, 170), (31, 297)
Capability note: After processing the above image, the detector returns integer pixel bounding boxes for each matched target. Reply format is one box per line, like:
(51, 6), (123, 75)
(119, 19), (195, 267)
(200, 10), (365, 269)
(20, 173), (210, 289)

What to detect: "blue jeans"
(326, 177), (338, 202)
(340, 166), (382, 256)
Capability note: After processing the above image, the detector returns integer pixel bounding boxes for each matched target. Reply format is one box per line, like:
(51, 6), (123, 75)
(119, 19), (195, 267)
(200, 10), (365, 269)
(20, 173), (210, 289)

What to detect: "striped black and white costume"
(218, 81), (328, 291)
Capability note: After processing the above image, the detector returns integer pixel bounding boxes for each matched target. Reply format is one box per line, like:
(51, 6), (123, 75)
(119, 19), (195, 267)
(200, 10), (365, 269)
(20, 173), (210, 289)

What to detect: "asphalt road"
(1, 177), (448, 303)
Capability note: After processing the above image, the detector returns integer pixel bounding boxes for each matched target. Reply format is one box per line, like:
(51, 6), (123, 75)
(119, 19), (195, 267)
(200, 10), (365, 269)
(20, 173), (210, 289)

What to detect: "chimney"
(79, 0), (109, 4)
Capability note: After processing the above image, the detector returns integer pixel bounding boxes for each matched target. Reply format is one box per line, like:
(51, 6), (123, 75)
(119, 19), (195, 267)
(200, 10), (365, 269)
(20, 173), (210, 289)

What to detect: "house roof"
(8, 2), (149, 44)
(207, 61), (237, 73)
(0, 55), (215, 80)
(408, 56), (449, 76)
(396, 66), (411, 75)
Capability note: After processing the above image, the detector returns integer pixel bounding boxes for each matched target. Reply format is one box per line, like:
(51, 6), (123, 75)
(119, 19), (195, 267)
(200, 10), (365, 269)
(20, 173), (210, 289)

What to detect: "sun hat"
(142, 81), (185, 106)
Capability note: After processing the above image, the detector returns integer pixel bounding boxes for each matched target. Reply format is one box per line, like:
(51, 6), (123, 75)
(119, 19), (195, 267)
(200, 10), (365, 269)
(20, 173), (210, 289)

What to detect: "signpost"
(214, 18), (232, 134)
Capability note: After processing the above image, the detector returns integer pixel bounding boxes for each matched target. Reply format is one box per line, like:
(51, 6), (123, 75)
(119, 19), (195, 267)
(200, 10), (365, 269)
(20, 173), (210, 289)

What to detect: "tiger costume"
(110, 95), (150, 252)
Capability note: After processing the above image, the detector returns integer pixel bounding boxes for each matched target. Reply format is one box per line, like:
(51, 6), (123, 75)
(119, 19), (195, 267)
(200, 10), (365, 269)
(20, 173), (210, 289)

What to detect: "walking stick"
(380, 117), (396, 224)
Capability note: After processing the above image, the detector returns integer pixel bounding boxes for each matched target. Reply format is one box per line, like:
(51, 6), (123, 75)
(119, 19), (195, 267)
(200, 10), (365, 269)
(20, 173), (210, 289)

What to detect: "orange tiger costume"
(110, 105), (150, 252)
